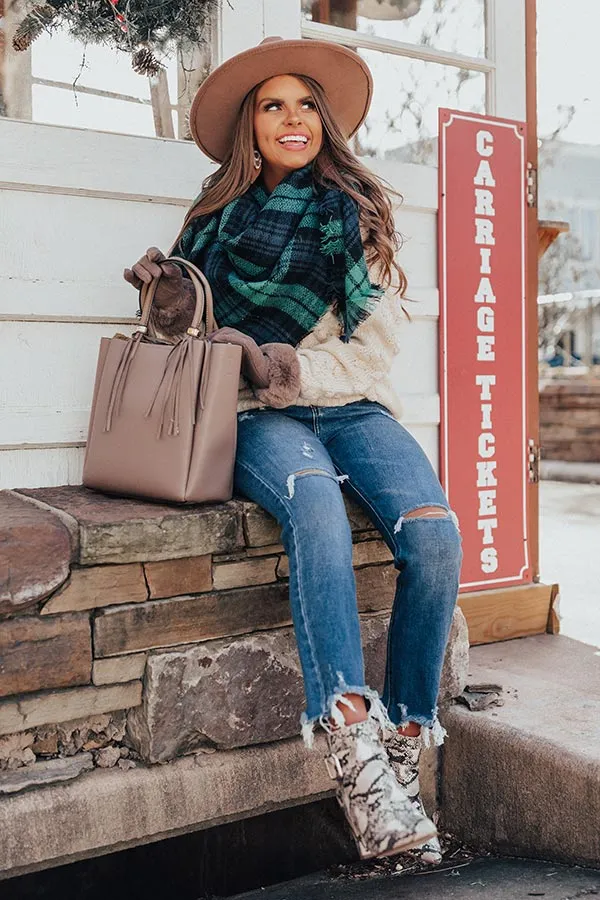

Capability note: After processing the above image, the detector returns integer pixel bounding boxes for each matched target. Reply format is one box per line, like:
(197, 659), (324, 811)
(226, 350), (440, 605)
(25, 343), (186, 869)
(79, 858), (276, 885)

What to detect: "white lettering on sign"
(474, 131), (499, 573)
(475, 218), (496, 245)
(476, 375), (496, 400)
(476, 461), (497, 486)
(475, 189), (496, 216)
(476, 130), (494, 156)
(477, 335), (495, 361)
(474, 159), (496, 187)
(481, 404), (493, 429)
(479, 248), (492, 274)
(480, 547), (498, 574)
(478, 432), (496, 458)
(475, 276), (496, 304)
(477, 306), (495, 332)
(478, 489), (497, 516)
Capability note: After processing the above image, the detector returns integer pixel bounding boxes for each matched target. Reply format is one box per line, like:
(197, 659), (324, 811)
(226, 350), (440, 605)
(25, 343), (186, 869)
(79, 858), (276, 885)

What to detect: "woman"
(124, 37), (462, 862)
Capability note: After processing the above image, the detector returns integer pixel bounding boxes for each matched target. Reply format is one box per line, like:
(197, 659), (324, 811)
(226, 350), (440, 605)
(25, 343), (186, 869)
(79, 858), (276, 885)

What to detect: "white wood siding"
(0, 120), (437, 488)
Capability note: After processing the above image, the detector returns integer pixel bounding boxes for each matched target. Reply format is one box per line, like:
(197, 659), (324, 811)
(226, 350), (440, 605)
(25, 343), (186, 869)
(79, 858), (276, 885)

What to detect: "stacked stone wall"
(540, 381), (600, 462)
(0, 486), (468, 794)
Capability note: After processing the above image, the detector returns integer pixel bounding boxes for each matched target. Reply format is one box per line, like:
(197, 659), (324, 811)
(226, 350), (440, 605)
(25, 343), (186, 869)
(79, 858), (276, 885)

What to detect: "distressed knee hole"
(394, 505), (460, 534)
(286, 469), (349, 500)
(404, 505), (449, 520)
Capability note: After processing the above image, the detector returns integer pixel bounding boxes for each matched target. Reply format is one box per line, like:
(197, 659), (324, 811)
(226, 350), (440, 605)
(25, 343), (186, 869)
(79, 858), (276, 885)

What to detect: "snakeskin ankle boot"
(383, 729), (443, 864)
(325, 717), (437, 861)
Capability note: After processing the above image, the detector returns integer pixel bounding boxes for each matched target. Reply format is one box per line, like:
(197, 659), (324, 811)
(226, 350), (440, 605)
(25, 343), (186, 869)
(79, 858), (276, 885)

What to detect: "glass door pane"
(354, 48), (486, 162)
(302, 0), (486, 59)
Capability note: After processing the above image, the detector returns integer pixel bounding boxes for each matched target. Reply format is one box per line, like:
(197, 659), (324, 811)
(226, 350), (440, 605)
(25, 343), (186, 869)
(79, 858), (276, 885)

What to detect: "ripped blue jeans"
(234, 400), (462, 748)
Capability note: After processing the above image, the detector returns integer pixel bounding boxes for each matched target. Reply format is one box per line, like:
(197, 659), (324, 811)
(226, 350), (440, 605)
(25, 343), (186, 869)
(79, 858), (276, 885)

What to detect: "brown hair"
(177, 74), (407, 295)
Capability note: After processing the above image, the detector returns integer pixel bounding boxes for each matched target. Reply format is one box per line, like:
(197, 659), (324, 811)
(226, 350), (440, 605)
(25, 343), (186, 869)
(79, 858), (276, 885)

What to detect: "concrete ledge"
(440, 635), (600, 867)
(0, 736), (327, 879)
(0, 733), (435, 881)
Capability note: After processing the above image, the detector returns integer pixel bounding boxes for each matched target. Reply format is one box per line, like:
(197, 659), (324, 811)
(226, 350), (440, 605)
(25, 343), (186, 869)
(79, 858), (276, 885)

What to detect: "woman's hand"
(209, 327), (301, 408)
(207, 327), (270, 388)
(123, 247), (184, 309)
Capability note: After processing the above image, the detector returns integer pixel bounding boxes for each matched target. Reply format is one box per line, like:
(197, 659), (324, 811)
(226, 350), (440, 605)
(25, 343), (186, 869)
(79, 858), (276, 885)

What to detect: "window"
(302, 0), (486, 59)
(1, 14), (217, 139)
(354, 49), (485, 162)
(302, 0), (492, 162)
(579, 209), (599, 262)
(31, 33), (164, 136)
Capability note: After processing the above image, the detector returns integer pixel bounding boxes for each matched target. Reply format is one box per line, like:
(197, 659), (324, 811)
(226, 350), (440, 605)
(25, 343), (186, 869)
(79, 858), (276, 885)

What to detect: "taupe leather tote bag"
(82, 258), (242, 503)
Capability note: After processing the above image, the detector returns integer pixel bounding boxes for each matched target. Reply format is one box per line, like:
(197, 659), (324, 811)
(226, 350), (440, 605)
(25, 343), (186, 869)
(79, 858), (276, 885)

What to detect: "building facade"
(0, 0), (528, 489)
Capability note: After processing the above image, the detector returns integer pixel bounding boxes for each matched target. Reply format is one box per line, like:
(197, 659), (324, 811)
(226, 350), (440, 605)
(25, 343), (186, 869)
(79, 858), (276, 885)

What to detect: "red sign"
(438, 109), (530, 592)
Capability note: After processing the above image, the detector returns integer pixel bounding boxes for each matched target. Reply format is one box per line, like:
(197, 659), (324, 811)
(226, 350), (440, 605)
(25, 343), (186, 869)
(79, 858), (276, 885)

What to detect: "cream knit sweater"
(237, 289), (406, 418)
(150, 244), (407, 419)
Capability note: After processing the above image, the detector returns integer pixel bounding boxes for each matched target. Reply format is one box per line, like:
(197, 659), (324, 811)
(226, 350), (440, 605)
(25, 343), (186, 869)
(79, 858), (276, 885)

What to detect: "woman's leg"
(322, 402), (463, 745)
(234, 407), (439, 860)
(234, 408), (386, 744)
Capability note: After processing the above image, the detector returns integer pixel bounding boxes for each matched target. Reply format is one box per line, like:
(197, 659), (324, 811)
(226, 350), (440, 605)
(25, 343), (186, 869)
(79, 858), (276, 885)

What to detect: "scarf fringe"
(338, 283), (384, 342)
(320, 218), (345, 259)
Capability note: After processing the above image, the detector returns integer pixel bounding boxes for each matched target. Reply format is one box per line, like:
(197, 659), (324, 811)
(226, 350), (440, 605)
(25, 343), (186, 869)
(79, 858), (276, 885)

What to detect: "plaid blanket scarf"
(174, 163), (383, 347)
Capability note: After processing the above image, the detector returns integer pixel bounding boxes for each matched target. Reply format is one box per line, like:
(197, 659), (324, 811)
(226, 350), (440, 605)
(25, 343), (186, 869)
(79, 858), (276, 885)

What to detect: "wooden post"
(311, 0), (331, 23)
(148, 69), (175, 139)
(584, 298), (594, 368)
(1, 2), (33, 120)
(525, 0), (540, 580)
(330, 0), (358, 30)
(177, 41), (214, 140)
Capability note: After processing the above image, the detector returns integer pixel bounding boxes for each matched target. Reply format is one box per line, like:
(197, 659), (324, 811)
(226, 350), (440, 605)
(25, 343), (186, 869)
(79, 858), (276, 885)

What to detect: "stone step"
(440, 633), (600, 868)
(0, 730), (436, 882)
(0, 725), (441, 881)
(0, 734), (329, 880)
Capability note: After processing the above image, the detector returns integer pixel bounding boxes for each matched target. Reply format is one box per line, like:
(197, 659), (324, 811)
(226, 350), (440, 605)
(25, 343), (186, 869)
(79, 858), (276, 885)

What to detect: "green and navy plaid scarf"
(174, 163), (383, 347)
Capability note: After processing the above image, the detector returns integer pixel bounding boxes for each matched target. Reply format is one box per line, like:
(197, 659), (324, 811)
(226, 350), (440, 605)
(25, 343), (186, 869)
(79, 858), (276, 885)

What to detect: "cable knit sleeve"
(295, 290), (406, 405)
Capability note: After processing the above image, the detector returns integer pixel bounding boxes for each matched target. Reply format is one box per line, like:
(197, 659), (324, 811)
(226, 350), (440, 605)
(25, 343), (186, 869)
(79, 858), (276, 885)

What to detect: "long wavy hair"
(175, 74), (407, 296)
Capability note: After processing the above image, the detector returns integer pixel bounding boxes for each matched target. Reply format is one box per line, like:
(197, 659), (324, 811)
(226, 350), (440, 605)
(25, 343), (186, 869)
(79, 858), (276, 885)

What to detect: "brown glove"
(123, 247), (184, 308)
(208, 327), (301, 408)
(207, 327), (271, 387)
(124, 247), (195, 335)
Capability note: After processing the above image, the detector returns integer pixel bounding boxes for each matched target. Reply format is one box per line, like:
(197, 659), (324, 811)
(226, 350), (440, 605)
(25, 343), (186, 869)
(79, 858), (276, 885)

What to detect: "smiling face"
(253, 74), (324, 190)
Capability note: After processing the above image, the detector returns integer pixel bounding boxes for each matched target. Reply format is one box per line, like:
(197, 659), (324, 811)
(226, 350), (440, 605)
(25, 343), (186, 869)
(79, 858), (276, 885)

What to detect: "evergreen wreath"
(11, 0), (219, 75)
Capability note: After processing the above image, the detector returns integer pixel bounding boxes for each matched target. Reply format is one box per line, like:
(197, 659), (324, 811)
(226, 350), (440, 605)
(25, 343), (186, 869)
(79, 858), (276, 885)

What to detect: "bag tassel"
(198, 339), (212, 411)
(145, 336), (207, 439)
(104, 331), (144, 432)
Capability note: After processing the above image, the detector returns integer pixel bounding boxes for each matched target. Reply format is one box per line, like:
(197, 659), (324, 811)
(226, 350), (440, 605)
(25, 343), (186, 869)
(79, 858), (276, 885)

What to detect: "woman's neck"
(261, 163), (291, 194)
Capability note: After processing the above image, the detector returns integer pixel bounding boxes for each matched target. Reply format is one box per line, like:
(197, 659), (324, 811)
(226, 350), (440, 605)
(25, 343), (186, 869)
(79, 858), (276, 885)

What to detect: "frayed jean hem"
(300, 682), (394, 749)
(390, 703), (447, 747)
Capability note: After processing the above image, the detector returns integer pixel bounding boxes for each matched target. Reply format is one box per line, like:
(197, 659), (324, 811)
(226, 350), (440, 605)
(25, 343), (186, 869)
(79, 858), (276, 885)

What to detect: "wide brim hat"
(189, 36), (373, 163)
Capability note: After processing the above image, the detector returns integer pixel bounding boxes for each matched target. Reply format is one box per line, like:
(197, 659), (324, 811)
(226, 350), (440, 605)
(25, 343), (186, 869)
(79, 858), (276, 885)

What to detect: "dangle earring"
(253, 149), (262, 171)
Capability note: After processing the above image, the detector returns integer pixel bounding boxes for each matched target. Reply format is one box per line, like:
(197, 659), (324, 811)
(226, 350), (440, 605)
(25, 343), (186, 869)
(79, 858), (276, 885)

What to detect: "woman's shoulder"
(297, 287), (406, 351)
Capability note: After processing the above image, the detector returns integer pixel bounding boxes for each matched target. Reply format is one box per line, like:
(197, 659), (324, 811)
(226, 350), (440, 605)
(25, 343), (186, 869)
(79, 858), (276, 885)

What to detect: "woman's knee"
(284, 466), (350, 530)
(281, 468), (354, 567)
(393, 504), (463, 568)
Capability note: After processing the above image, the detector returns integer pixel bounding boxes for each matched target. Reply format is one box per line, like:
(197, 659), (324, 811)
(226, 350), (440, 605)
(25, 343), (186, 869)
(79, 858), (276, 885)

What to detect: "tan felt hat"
(189, 36), (373, 162)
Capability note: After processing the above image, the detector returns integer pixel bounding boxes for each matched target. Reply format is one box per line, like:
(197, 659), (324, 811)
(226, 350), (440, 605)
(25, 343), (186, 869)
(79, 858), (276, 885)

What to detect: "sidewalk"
(233, 856), (600, 899)
(540, 480), (600, 646)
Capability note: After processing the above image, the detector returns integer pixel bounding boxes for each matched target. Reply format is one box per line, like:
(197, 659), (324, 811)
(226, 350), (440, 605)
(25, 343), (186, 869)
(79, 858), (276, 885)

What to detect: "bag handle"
(137, 256), (217, 336)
